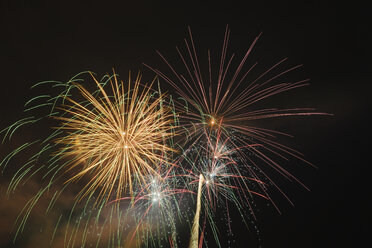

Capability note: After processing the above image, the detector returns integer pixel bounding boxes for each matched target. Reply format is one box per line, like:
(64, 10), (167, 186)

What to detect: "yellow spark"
(55, 72), (176, 204)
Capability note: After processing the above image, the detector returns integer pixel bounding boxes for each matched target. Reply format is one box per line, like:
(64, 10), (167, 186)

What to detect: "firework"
(145, 26), (330, 246)
(0, 26), (330, 248)
(0, 71), (178, 247)
(109, 167), (194, 248)
(144, 26), (327, 157)
(55, 72), (175, 203)
(179, 124), (268, 246)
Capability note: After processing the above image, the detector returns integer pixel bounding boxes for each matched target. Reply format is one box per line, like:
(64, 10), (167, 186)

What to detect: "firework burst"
(180, 124), (268, 246)
(108, 165), (194, 248)
(145, 26), (331, 246)
(56, 72), (175, 204)
(144, 26), (328, 161)
(0, 71), (179, 247)
(145, 25), (330, 201)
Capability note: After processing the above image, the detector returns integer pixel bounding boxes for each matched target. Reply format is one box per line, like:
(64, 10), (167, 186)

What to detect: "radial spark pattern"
(56, 73), (176, 202)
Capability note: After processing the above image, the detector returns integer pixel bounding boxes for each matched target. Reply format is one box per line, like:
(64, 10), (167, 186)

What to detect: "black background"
(0, 1), (369, 247)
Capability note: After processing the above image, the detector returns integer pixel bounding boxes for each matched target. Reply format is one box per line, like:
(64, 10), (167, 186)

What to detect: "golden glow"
(56, 72), (175, 203)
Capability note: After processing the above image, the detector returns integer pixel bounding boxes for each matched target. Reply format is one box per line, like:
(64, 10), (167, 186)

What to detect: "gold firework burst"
(56, 72), (175, 204)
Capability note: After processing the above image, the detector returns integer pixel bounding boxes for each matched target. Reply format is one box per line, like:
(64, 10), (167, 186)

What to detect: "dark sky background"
(0, 1), (369, 248)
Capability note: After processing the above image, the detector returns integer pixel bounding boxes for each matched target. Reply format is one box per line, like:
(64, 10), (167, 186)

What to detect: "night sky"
(0, 1), (369, 247)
